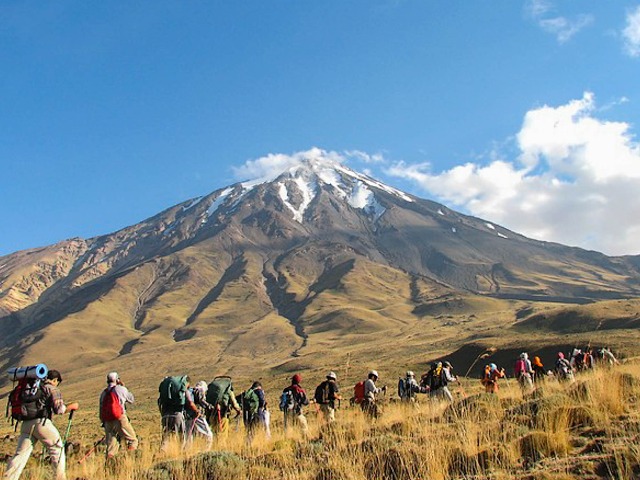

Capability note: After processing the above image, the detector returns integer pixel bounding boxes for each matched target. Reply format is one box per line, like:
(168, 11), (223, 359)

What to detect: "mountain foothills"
(2, 159), (640, 389)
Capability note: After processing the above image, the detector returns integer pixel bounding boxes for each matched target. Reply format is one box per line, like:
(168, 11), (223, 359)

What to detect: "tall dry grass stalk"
(3, 363), (640, 479)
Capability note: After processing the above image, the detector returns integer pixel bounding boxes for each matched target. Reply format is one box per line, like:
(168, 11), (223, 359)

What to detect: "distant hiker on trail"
(4, 369), (79, 480)
(581, 347), (595, 370)
(599, 347), (619, 366)
(158, 375), (197, 449)
(185, 381), (213, 448)
(314, 372), (341, 423)
(515, 353), (534, 393)
(481, 363), (505, 394)
(241, 381), (267, 441)
(532, 356), (546, 383)
(99, 372), (138, 459)
(397, 371), (421, 402)
(422, 362), (456, 402)
(555, 352), (574, 382)
(206, 376), (241, 439)
(360, 370), (386, 419)
(570, 348), (583, 371)
(281, 374), (310, 436)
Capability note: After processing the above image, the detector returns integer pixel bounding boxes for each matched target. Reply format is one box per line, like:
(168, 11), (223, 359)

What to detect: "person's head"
(47, 370), (62, 385)
(368, 370), (379, 380)
(184, 376), (191, 388)
(520, 352), (528, 360)
(558, 352), (565, 359)
(326, 371), (337, 381)
(406, 370), (415, 378)
(107, 371), (119, 384)
(251, 381), (262, 390)
(489, 363), (497, 371)
(291, 374), (302, 385)
(195, 381), (208, 392)
(443, 361), (452, 369)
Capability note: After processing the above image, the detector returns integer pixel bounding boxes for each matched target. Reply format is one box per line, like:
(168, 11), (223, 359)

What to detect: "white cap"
(107, 372), (119, 384)
(369, 370), (379, 378)
(327, 371), (337, 380)
(406, 370), (415, 377)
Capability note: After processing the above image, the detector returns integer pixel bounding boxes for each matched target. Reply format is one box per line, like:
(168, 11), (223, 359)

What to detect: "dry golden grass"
(3, 363), (640, 479)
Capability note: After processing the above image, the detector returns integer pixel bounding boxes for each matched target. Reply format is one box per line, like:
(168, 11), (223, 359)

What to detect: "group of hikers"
(2, 346), (620, 480)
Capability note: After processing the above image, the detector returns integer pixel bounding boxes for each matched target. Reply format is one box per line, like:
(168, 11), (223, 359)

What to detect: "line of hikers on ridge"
(2, 346), (620, 479)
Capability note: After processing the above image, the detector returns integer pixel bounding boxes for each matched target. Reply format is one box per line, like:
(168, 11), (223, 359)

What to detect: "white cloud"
(525, 1), (594, 44)
(232, 148), (389, 182)
(387, 92), (640, 256)
(623, 5), (640, 57)
(232, 147), (345, 181)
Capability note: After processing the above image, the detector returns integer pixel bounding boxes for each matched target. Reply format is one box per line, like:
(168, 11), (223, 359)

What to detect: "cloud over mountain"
(387, 92), (640, 256)
(623, 5), (640, 58)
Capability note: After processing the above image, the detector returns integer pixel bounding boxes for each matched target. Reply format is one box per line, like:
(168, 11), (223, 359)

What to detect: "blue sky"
(1, 1), (640, 256)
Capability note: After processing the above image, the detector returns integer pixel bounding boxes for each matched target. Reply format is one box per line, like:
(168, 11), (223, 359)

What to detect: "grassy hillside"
(2, 363), (640, 479)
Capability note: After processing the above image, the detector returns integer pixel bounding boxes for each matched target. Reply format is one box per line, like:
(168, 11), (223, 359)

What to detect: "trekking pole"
(62, 410), (75, 448)
(78, 436), (105, 464)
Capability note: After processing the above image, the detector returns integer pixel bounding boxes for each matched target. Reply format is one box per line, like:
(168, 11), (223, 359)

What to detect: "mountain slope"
(1, 157), (640, 382)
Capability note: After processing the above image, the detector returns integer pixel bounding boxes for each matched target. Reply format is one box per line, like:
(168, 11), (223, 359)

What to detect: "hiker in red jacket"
(99, 372), (138, 459)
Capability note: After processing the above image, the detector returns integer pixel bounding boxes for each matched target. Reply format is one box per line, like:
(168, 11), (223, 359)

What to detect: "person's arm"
(257, 389), (266, 409)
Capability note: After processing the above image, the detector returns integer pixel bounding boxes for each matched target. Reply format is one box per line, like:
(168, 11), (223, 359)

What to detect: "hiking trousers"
(161, 412), (185, 450)
(319, 404), (336, 423)
(284, 412), (309, 436)
(3, 418), (66, 480)
(104, 415), (138, 457)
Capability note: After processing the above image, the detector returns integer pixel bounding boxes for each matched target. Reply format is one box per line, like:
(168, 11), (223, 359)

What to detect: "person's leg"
(3, 421), (37, 480)
(118, 416), (139, 451)
(104, 421), (119, 458)
(36, 420), (66, 480)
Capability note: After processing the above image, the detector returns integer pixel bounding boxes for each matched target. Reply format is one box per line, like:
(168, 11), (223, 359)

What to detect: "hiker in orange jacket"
(481, 363), (505, 394)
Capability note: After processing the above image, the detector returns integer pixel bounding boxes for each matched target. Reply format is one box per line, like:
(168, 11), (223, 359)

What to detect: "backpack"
(279, 389), (295, 412)
(353, 381), (366, 404)
(206, 376), (232, 408)
(424, 365), (445, 390)
(158, 376), (188, 413)
(514, 359), (526, 376)
(314, 381), (330, 405)
(101, 386), (124, 422)
(398, 377), (416, 400)
(241, 388), (260, 417)
(7, 378), (48, 422)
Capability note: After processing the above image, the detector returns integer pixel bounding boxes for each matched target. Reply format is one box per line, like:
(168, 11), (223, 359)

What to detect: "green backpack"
(158, 375), (188, 413)
(241, 388), (260, 417)
(206, 376), (232, 408)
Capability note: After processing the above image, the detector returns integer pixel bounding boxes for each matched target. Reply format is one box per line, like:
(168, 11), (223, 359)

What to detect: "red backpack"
(101, 387), (124, 422)
(353, 381), (366, 404)
(514, 359), (526, 377)
(7, 378), (47, 422)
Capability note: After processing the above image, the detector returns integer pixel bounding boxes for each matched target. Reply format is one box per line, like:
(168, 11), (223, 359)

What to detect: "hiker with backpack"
(599, 347), (619, 366)
(314, 372), (341, 423)
(360, 370), (386, 419)
(158, 375), (198, 449)
(397, 371), (421, 402)
(422, 361), (455, 402)
(514, 353), (534, 393)
(240, 382), (267, 441)
(280, 374), (310, 436)
(555, 352), (574, 382)
(481, 363), (505, 394)
(99, 372), (138, 459)
(532, 356), (546, 384)
(582, 347), (595, 370)
(4, 368), (79, 480)
(205, 376), (241, 438)
(185, 381), (213, 448)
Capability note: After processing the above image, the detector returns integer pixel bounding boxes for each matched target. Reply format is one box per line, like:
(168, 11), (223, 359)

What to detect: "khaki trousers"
(104, 415), (138, 457)
(3, 418), (66, 480)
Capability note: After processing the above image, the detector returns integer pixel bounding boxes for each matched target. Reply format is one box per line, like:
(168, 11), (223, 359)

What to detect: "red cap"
(291, 374), (302, 384)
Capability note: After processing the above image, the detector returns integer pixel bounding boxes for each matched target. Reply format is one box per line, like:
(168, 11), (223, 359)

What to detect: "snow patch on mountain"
(486, 222), (496, 230)
(278, 176), (317, 223)
(348, 181), (385, 220)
